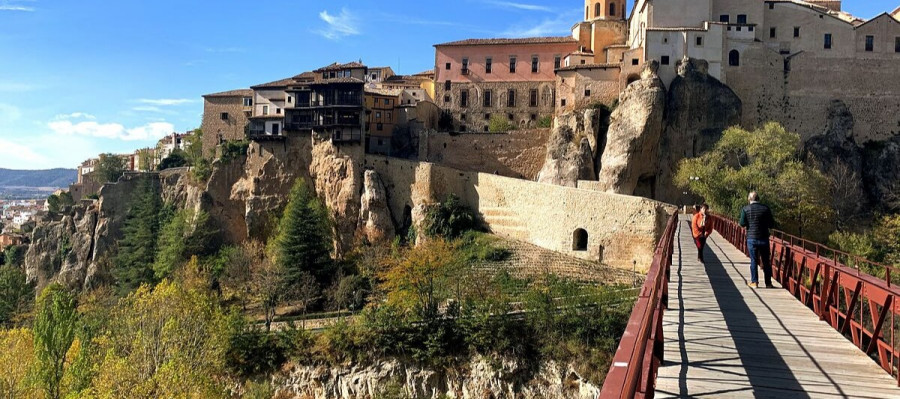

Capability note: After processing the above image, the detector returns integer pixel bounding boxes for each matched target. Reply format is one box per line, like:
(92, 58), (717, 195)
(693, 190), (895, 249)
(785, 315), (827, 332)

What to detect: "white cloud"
(0, 138), (46, 165)
(53, 112), (95, 120)
(317, 8), (359, 40)
(0, 5), (34, 12)
(136, 98), (194, 106)
(485, 1), (552, 12)
(503, 11), (578, 37)
(48, 120), (174, 141)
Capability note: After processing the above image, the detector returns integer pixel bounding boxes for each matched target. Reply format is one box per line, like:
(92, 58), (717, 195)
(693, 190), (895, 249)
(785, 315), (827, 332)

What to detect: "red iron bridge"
(600, 213), (900, 398)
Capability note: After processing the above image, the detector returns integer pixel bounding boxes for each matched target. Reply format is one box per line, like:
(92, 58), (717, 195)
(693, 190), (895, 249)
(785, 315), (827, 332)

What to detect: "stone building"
(434, 37), (578, 132)
(365, 88), (401, 155)
(366, 66), (395, 86)
(283, 62), (367, 144)
(249, 78), (294, 138)
(200, 89), (252, 159)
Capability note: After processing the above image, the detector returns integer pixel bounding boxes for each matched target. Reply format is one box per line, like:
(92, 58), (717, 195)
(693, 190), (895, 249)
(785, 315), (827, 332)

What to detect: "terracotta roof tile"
(314, 62), (367, 72)
(309, 77), (365, 85)
(292, 71), (316, 80)
(556, 63), (621, 72)
(203, 88), (253, 98)
(434, 36), (577, 47)
(251, 77), (296, 89)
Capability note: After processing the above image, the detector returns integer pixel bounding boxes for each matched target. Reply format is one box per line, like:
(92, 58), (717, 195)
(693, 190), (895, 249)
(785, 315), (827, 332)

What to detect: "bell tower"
(584, 0), (626, 21)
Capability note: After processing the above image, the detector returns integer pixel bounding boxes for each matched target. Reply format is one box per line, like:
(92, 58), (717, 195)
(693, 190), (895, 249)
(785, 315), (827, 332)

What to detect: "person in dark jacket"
(739, 191), (775, 288)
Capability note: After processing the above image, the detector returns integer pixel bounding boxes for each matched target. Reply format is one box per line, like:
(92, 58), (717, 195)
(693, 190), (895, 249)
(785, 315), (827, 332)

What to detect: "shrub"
(158, 150), (188, 170)
(225, 322), (312, 378)
(488, 115), (514, 132)
(537, 115), (552, 128)
(192, 157), (212, 182)
(0, 264), (34, 326)
(422, 194), (478, 239)
(221, 140), (249, 163)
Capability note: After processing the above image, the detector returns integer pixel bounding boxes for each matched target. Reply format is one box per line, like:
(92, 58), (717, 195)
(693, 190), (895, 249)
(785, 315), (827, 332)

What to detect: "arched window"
(729, 49), (740, 66)
(595, 3), (602, 17)
(586, 6), (589, 20)
(573, 229), (588, 251)
(609, 2), (616, 16)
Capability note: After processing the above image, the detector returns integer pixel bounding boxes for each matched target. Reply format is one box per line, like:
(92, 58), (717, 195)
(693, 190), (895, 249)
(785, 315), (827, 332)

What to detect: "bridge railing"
(599, 212), (680, 399)
(709, 214), (900, 386)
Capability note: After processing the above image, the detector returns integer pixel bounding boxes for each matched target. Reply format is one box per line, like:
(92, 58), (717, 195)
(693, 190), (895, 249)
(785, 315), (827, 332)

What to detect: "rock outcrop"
(656, 58), (742, 203)
(275, 357), (600, 399)
(596, 61), (666, 195)
(536, 110), (602, 187)
(358, 170), (395, 243)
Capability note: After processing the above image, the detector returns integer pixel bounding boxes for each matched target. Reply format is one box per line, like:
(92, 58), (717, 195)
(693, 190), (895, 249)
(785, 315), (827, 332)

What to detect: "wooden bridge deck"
(656, 217), (900, 398)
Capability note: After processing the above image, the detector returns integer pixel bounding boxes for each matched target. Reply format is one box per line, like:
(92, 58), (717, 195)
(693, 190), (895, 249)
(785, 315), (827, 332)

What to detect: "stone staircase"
(474, 237), (642, 286)
(479, 206), (529, 241)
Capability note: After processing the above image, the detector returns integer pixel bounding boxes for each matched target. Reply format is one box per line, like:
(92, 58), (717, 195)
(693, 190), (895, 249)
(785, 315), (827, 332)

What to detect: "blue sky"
(0, 0), (896, 169)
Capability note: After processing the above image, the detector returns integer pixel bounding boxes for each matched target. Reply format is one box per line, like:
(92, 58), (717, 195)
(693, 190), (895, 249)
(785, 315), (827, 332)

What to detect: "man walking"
(739, 192), (775, 288)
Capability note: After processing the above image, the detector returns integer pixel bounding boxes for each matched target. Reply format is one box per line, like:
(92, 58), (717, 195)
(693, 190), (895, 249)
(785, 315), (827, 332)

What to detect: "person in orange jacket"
(691, 204), (713, 263)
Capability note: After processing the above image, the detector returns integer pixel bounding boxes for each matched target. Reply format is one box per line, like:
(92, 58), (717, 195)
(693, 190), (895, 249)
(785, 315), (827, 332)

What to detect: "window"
(460, 113), (466, 121)
(375, 111), (382, 118)
(573, 229), (588, 251)
(484, 126), (490, 132)
(770, 27), (776, 38)
(507, 89), (516, 107)
(445, 62), (451, 70)
(696, 36), (703, 46)
(262, 105), (269, 115)
(376, 123), (383, 131)
(865, 35), (874, 52)
(529, 89), (538, 107)
(484, 113), (490, 120)
(444, 80), (451, 91)
(276, 108), (281, 114)
(460, 125), (467, 132)
(554, 55), (561, 69)
(769, 3), (775, 9)
(531, 56), (539, 73)
(509, 56), (517, 73)
(561, 99), (566, 107)
(719, 15), (729, 23)
(387, 112), (392, 121)
(242, 97), (252, 107)
(530, 114), (536, 120)
(371, 74), (377, 80)
(661, 55), (670, 65)
(631, 58), (639, 65)
(729, 50), (740, 66)
(460, 90), (468, 107)
(584, 89), (591, 96)
(287, 96), (292, 104)
(461, 57), (469, 75)
(895, 37), (900, 53)
(737, 14), (747, 24)
(594, 2), (601, 17)
(793, 27), (800, 38)
(220, 112), (229, 120)
(507, 113), (514, 121)
(444, 95), (450, 103)
(384, 98), (391, 106)
(486, 57), (492, 73)
(824, 33), (832, 49)
(609, 2), (616, 16)
(483, 90), (492, 107)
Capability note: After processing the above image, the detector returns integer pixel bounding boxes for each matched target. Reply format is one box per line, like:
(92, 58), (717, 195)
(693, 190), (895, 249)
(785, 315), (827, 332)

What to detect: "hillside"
(0, 168), (77, 199)
(0, 168), (77, 188)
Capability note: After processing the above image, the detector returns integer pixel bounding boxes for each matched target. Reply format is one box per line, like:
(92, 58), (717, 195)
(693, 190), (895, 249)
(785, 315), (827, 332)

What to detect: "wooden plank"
(655, 217), (900, 398)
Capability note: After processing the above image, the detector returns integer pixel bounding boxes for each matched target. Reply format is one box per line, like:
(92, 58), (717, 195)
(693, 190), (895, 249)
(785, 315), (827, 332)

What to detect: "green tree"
(488, 114), (514, 132)
(33, 284), (78, 399)
(676, 122), (832, 239)
(378, 239), (462, 321)
(423, 194), (477, 239)
(47, 194), (60, 214)
(152, 209), (217, 280)
(158, 149), (188, 170)
(3, 245), (25, 267)
(873, 214), (900, 267)
(96, 153), (127, 183)
(114, 176), (163, 293)
(272, 179), (333, 285)
(137, 148), (153, 171)
(0, 264), (34, 326)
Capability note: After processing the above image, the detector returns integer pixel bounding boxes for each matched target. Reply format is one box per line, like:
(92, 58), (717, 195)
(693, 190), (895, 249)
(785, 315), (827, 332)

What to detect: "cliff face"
(275, 357), (600, 399)
(25, 170), (202, 291)
(596, 62), (666, 196)
(536, 109), (602, 187)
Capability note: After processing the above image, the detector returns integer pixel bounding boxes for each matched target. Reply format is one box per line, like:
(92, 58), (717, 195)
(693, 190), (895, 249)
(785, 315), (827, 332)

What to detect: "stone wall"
(364, 156), (675, 272)
(419, 129), (551, 180)
(437, 81), (557, 132)
(201, 95), (251, 160)
(728, 43), (900, 143)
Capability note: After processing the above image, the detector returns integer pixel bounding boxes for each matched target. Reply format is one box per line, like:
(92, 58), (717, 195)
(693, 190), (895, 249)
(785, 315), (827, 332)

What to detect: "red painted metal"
(598, 212), (679, 399)
(707, 214), (900, 384)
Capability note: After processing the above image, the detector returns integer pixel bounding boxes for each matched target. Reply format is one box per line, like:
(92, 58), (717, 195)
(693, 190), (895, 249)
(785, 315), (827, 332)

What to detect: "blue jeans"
(747, 238), (772, 284)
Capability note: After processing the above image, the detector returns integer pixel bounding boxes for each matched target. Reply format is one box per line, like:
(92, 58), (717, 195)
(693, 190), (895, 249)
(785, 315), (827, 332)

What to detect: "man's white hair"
(748, 191), (759, 202)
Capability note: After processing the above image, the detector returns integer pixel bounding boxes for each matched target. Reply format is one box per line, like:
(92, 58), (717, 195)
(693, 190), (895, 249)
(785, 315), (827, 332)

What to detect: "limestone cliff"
(536, 109), (602, 187)
(596, 61), (666, 196)
(358, 170), (395, 244)
(655, 58), (743, 203)
(274, 357), (600, 399)
(25, 170), (202, 291)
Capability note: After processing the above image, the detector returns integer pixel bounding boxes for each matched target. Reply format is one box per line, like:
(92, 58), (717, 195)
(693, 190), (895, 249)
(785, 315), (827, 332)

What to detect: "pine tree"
(273, 179), (333, 285)
(114, 176), (163, 293)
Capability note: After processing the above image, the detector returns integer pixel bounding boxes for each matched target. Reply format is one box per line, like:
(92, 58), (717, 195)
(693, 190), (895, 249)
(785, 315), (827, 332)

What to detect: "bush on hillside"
(423, 194), (478, 239)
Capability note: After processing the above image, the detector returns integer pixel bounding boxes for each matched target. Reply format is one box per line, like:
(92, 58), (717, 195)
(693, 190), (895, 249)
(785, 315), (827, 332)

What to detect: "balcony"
(332, 130), (362, 143)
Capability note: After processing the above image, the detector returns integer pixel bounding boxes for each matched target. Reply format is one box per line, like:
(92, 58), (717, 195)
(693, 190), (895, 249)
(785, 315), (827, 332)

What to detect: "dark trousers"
(694, 236), (707, 261)
(747, 238), (772, 284)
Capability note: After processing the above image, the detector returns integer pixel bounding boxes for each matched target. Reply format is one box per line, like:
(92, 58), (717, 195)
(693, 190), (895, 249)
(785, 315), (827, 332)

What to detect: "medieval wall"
(365, 156), (675, 272)
(419, 128), (551, 180)
(201, 95), (250, 160)
(729, 44), (900, 143)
